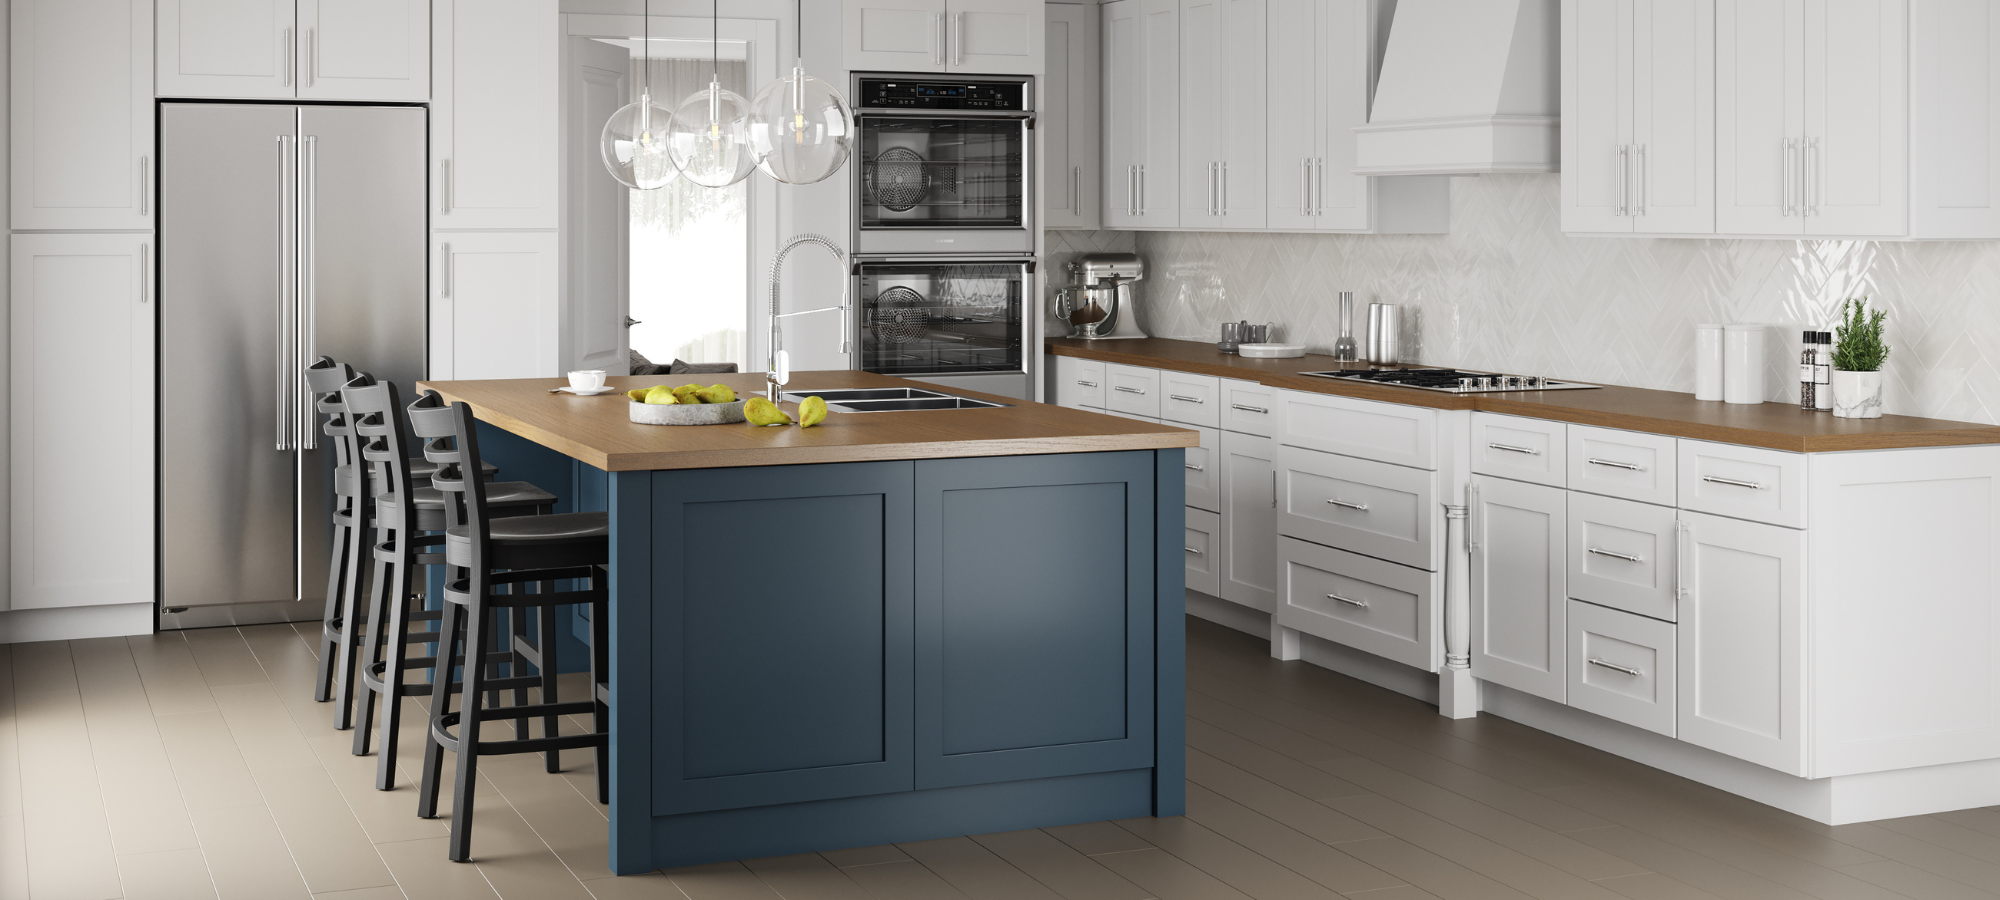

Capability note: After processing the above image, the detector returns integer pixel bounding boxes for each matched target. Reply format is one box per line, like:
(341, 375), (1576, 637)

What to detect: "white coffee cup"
(567, 370), (607, 391)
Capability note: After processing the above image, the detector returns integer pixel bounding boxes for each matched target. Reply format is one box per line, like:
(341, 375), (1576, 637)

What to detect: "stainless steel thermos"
(1366, 303), (1401, 365)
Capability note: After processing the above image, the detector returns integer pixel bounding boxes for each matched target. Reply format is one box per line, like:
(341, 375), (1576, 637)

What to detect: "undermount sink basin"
(782, 387), (1011, 413)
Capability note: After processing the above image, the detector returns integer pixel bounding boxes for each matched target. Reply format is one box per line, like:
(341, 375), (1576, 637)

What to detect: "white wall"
(1129, 174), (2000, 425)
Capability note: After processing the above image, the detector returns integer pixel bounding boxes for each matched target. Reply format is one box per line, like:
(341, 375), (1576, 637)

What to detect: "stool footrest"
(475, 699), (596, 722)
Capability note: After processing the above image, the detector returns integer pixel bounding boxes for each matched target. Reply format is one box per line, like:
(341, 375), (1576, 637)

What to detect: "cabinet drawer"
(1568, 425), (1677, 505)
(1567, 492), (1679, 622)
(1277, 536), (1437, 671)
(1053, 355), (1106, 409)
(1160, 370), (1222, 428)
(1220, 378), (1276, 436)
(1277, 389), (1437, 469)
(1472, 413), (1566, 487)
(1185, 425), (1221, 512)
(1185, 507), (1220, 595)
(1105, 364), (1161, 417)
(1278, 445), (1435, 570)
(1678, 439), (1806, 528)
(1567, 600), (1677, 737)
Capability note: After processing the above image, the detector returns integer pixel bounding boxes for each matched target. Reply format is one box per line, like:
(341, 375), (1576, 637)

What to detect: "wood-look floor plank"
(1834, 860), (2000, 900)
(189, 803), (314, 900)
(251, 764), (398, 894)
(373, 837), (503, 900)
(897, 835), (1066, 900)
(116, 848), (221, 900)
(1334, 887), (1446, 900)
(1565, 825), (1824, 900)
(302, 731), (448, 845)
(740, 853), (879, 900)
(129, 633), (220, 716)
(1823, 823), (2000, 895)
(13, 676), (124, 900)
(578, 872), (690, 899)
(477, 750), (614, 880)
(1047, 821), (1160, 856)
(1591, 872), (1730, 900)
(1187, 718), (1373, 802)
(1322, 793), (1625, 900)
(839, 859), (974, 899)
(0, 717), (30, 900)
(1332, 837), (1538, 900)
(969, 828), (1157, 900)
(820, 843), (915, 867)
(1870, 815), (2000, 869)
(1181, 783), (1406, 895)
(1933, 808), (2000, 840)
(1087, 847), (1260, 900)
(72, 637), (204, 858)
(183, 628), (273, 690)
(1186, 750), (1386, 845)
(1113, 813), (1346, 900)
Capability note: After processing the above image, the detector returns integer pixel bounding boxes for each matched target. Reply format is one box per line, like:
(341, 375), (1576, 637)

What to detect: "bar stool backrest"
(305, 356), (360, 493)
(405, 391), (495, 576)
(343, 376), (413, 535)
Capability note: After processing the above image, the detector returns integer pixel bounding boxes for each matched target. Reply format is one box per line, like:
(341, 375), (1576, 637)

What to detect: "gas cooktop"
(1297, 368), (1601, 393)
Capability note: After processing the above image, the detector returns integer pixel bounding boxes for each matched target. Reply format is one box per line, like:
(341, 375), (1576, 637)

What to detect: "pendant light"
(667, 0), (757, 188)
(598, 0), (678, 190)
(747, 0), (855, 184)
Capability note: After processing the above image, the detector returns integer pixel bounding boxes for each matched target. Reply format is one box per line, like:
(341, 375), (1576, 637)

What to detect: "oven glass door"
(859, 116), (1025, 229)
(859, 261), (1024, 376)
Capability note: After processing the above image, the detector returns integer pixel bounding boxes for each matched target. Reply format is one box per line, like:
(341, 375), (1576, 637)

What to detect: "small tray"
(628, 399), (747, 425)
(1238, 343), (1306, 359)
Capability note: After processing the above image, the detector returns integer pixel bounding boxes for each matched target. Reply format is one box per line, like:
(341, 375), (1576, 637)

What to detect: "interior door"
(1803, 0), (1906, 235)
(845, 0), (949, 72)
(1631, 0), (1715, 233)
(565, 37), (631, 374)
(1563, 0), (1636, 233)
(1470, 476), (1567, 703)
(949, 0), (1042, 73)
(1716, 0), (1804, 234)
(297, 0), (430, 102)
(156, 0), (293, 99)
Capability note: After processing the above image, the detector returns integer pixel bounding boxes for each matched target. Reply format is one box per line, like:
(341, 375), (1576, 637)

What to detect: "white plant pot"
(1831, 370), (1883, 419)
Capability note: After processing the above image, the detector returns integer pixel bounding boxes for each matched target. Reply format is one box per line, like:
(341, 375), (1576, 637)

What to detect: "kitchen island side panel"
(1156, 445), (1188, 815)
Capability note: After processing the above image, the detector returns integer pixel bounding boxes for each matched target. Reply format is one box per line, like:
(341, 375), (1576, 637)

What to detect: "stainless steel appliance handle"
(1587, 547), (1643, 563)
(276, 134), (295, 451)
(1326, 593), (1368, 608)
(1487, 442), (1539, 455)
(1325, 498), (1368, 511)
(300, 135), (319, 450)
(1587, 457), (1643, 471)
(1701, 475), (1764, 490)
(1588, 658), (1643, 677)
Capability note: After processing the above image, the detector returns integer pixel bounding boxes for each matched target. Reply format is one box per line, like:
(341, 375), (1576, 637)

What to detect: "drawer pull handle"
(1587, 657), (1644, 678)
(1587, 547), (1643, 563)
(1701, 475), (1765, 490)
(1587, 457), (1644, 471)
(1170, 394), (1204, 403)
(1075, 380), (1098, 387)
(1185, 463), (1205, 471)
(1327, 593), (1368, 608)
(1326, 498), (1369, 511)
(1231, 404), (1268, 414)
(1185, 547), (1203, 554)
(1488, 442), (1540, 455)
(1115, 386), (1146, 394)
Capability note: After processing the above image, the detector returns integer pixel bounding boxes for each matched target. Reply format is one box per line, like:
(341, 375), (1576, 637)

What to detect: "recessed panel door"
(298, 0), (430, 101)
(1219, 430), (1277, 612)
(1632, 0), (1715, 233)
(846, 0), (949, 72)
(1471, 476), (1567, 702)
(1562, 0), (1635, 233)
(1716, 0), (1805, 234)
(1803, 0), (1906, 235)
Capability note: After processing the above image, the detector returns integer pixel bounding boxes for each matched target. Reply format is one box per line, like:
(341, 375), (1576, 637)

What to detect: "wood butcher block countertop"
(418, 370), (1196, 471)
(1048, 337), (2000, 453)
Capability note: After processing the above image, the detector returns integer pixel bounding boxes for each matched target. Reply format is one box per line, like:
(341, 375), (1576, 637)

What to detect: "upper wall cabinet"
(1103, 0), (1181, 226)
(1180, 0), (1267, 228)
(433, 0), (557, 231)
(844, 0), (1043, 75)
(11, 0), (154, 231)
(157, 0), (429, 102)
(1561, 0), (1715, 234)
(1045, 3), (1101, 229)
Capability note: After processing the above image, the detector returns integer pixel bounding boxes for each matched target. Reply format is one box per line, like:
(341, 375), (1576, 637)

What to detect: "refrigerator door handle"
(276, 134), (296, 451)
(300, 135), (319, 451)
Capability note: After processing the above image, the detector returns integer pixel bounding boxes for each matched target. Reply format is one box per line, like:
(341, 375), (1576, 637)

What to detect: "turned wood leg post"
(1440, 496), (1478, 719)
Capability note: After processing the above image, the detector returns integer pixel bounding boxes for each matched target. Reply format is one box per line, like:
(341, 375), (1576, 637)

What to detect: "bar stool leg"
(351, 547), (394, 756)
(417, 598), (464, 820)
(374, 546), (419, 791)
(539, 594), (560, 772)
(333, 504), (372, 731)
(448, 601), (493, 862)
(315, 503), (354, 703)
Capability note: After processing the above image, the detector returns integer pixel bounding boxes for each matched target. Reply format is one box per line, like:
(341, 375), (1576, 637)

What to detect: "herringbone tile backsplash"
(1048, 174), (2000, 424)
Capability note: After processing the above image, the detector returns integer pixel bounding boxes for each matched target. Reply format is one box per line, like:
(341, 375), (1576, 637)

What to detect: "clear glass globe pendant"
(600, 89), (679, 190)
(749, 64), (855, 184)
(669, 78), (757, 188)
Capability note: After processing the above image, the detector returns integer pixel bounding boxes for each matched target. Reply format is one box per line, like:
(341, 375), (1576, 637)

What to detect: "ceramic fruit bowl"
(628, 399), (747, 425)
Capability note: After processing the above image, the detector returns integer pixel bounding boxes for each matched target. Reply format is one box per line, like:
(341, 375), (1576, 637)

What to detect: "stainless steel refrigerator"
(158, 103), (427, 629)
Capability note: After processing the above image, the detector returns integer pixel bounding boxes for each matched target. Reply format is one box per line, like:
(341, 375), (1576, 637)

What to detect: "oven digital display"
(858, 79), (1026, 110)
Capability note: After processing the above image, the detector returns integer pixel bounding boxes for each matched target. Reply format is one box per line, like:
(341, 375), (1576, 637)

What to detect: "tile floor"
(5, 616), (2000, 899)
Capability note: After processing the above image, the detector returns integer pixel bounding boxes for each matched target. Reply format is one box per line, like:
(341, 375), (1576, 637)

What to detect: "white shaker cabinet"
(1102, 0), (1179, 227)
(1677, 510), (1805, 774)
(1179, 0), (1266, 228)
(1045, 3), (1101, 229)
(296, 0), (430, 102)
(948, 0), (1043, 73)
(432, 233), (560, 380)
(1219, 430), (1277, 612)
(10, 234), (157, 610)
(845, 0), (1041, 74)
(1471, 475), (1568, 703)
(1561, 0), (1714, 234)
(159, 0), (427, 101)
(11, 0), (154, 231)
(432, 0), (558, 231)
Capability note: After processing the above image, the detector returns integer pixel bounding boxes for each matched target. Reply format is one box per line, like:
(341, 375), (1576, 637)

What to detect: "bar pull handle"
(952, 13), (963, 66)
(1617, 145), (1629, 216)
(1676, 518), (1691, 600)
(284, 28), (293, 87)
(1805, 137), (1819, 217)
(1701, 475), (1765, 490)
(307, 28), (317, 87)
(1300, 158), (1309, 213)
(138, 156), (149, 216)
(1220, 161), (1227, 215)
(1185, 547), (1203, 554)
(1075, 379), (1097, 388)
(1169, 394), (1203, 403)
(1314, 158), (1323, 216)
(440, 242), (451, 297)
(276, 134), (295, 452)
(138, 243), (149, 303)
(1468, 482), (1481, 553)
(1325, 498), (1368, 511)
(1271, 470), (1276, 509)
(1114, 385), (1145, 394)
(1636, 144), (1647, 216)
(1230, 403), (1267, 414)
(1588, 658), (1644, 677)
(1587, 547), (1643, 563)
(1587, 457), (1643, 471)
(1072, 166), (1082, 212)
(934, 13), (945, 65)
(1782, 138), (1796, 216)
(440, 160), (451, 214)
(1487, 442), (1539, 455)
(1327, 593), (1368, 608)
(1184, 463), (1205, 472)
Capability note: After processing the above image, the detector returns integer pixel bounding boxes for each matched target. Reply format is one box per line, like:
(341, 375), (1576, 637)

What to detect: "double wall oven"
(851, 73), (1036, 399)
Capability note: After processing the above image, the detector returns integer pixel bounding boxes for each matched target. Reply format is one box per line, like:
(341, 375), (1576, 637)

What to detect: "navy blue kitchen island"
(419, 372), (1194, 874)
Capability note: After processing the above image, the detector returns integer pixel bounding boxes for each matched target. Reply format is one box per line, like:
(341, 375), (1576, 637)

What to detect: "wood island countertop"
(418, 370), (1197, 471)
(1048, 337), (2000, 453)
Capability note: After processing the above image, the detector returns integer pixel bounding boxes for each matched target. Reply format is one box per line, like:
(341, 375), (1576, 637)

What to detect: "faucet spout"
(766, 233), (850, 401)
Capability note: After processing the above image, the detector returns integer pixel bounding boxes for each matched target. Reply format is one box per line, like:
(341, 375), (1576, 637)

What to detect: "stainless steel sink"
(782, 387), (1011, 412)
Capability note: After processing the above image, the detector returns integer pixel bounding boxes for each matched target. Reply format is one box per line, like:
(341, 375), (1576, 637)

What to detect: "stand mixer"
(1054, 253), (1149, 339)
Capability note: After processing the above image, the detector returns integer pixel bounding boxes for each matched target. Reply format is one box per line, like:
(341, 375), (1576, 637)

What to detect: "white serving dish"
(1238, 343), (1306, 359)
(628, 399), (747, 425)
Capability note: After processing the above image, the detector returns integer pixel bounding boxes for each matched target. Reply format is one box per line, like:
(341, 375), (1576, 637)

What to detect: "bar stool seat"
(446, 512), (609, 552)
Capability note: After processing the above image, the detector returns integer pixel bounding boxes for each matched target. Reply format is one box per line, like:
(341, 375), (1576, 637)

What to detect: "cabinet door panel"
(1219, 431), (1277, 612)
(649, 462), (915, 814)
(1716, 0), (1803, 234)
(848, 0), (949, 72)
(12, 0), (154, 230)
(433, 0), (557, 229)
(1804, 0), (1906, 235)
(1679, 511), (1804, 774)
(1186, 425), (1221, 512)
(434, 233), (558, 380)
(1186, 506), (1221, 595)
(1265, 0), (1319, 230)
(1562, 0), (1635, 233)
(951, 0), (1042, 74)
(10, 234), (156, 610)
(1315, 0), (1374, 230)
(1472, 477), (1567, 702)
(1103, 0), (1178, 226)
(156, 0), (292, 99)
(1179, 0), (1222, 224)
(915, 452), (1157, 789)
(1045, 4), (1102, 229)
(299, 0), (430, 101)
(1632, 0), (1714, 233)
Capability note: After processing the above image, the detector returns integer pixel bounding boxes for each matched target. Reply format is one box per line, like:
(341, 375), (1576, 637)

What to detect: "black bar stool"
(306, 358), (369, 728)
(408, 392), (611, 862)
(343, 375), (563, 789)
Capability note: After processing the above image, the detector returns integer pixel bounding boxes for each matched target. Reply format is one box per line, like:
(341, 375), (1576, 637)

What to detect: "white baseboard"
(0, 603), (153, 643)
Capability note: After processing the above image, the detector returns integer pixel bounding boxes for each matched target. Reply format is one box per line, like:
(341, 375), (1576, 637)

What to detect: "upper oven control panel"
(856, 78), (1027, 111)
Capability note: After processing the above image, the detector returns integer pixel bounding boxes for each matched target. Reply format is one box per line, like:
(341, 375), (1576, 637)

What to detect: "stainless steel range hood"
(1354, 0), (1559, 176)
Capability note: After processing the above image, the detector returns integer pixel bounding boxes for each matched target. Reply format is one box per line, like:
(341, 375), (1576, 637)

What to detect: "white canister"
(1723, 324), (1766, 404)
(1694, 324), (1725, 401)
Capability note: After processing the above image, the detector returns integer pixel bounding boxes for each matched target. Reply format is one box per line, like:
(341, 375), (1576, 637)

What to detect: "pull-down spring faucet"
(765, 233), (851, 402)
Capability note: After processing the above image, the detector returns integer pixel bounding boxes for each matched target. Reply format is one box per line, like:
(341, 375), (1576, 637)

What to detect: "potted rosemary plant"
(1830, 298), (1888, 419)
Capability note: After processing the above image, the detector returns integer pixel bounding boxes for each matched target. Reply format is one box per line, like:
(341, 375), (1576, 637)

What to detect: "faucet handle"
(772, 349), (791, 386)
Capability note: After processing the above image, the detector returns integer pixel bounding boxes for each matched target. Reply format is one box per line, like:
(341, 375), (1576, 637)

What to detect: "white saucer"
(558, 385), (619, 395)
